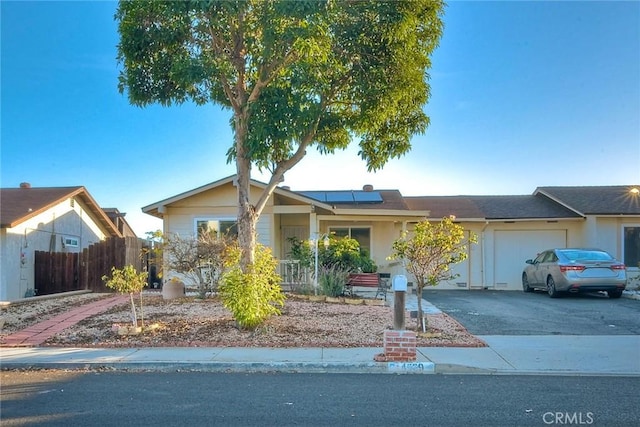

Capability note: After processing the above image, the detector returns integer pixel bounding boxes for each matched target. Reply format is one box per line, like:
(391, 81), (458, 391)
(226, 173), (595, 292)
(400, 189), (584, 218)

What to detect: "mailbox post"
(378, 274), (417, 362)
(392, 275), (408, 330)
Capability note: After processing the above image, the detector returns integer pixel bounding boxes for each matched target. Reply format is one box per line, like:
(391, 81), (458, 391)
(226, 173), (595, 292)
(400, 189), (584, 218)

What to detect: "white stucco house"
(142, 175), (640, 291)
(0, 184), (126, 301)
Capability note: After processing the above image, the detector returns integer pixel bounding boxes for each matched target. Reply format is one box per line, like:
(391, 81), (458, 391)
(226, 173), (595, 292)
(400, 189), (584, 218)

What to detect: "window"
(533, 252), (547, 264)
(329, 227), (371, 253)
(623, 226), (640, 268)
(195, 218), (237, 239)
(63, 237), (79, 248)
(542, 251), (558, 263)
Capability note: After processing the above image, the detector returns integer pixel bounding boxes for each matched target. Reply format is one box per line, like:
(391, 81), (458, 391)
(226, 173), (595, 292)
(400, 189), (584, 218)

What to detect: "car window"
(542, 252), (557, 263)
(533, 252), (547, 264)
(561, 250), (613, 262)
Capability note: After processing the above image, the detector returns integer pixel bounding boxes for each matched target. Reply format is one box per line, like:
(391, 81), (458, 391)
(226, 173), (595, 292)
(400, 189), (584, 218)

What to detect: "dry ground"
(1, 292), (485, 348)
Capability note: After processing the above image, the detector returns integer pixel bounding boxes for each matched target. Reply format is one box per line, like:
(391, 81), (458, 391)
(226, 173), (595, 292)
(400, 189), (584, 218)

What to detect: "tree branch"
(248, 49), (299, 104)
(253, 100), (325, 216)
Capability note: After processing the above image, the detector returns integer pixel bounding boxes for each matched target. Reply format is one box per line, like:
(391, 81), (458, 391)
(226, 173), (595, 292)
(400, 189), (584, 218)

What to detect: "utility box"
(392, 275), (408, 292)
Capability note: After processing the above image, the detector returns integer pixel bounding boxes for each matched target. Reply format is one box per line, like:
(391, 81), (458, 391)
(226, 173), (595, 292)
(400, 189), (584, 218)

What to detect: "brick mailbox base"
(376, 330), (417, 362)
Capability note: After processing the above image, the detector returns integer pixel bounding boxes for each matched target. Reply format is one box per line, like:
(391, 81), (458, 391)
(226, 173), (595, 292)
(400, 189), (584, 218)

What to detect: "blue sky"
(2, 1), (639, 237)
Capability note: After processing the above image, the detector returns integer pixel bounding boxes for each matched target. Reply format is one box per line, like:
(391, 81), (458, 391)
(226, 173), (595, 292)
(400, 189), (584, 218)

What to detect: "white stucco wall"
(160, 182), (275, 283)
(1, 197), (107, 301)
(397, 222), (482, 291)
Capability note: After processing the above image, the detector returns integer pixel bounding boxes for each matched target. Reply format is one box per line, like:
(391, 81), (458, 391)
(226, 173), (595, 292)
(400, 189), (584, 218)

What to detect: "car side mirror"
(525, 259), (534, 265)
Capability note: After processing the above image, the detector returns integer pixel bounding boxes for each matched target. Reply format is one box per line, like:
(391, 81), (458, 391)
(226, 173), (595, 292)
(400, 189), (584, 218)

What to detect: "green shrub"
(287, 235), (377, 274)
(219, 243), (286, 330)
(318, 265), (349, 297)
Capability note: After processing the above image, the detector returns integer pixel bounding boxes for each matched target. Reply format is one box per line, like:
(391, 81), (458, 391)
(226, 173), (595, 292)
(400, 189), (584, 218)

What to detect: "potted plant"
(162, 277), (185, 300)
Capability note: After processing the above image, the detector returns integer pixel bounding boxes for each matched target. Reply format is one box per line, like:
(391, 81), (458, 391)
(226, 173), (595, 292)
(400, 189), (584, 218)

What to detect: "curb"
(3, 361), (636, 376)
(432, 363), (640, 377)
(0, 361), (436, 374)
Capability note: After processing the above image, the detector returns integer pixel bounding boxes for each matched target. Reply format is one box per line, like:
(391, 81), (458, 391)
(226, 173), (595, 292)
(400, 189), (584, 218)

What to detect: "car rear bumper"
(564, 282), (626, 293)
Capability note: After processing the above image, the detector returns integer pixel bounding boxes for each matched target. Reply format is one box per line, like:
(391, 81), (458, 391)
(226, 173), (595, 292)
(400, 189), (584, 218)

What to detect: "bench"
(345, 273), (389, 300)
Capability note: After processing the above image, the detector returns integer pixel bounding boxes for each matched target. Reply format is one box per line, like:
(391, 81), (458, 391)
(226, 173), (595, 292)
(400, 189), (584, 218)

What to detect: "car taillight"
(559, 265), (586, 273)
(611, 264), (626, 270)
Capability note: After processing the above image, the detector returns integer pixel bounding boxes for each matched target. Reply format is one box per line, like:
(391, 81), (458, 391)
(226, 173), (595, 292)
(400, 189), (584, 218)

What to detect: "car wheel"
(522, 274), (533, 292)
(547, 276), (559, 298)
(608, 290), (623, 299)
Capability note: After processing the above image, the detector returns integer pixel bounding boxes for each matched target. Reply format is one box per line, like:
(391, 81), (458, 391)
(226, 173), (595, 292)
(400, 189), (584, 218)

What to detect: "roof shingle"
(405, 195), (581, 220)
(0, 186), (122, 237)
(536, 186), (640, 215)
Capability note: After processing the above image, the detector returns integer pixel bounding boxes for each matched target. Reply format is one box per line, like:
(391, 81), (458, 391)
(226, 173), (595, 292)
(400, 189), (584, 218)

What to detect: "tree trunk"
(416, 283), (424, 331)
(129, 293), (138, 327)
(234, 107), (257, 271)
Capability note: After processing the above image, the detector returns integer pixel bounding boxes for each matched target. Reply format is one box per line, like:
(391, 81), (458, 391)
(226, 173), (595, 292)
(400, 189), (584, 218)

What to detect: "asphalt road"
(422, 289), (640, 335)
(1, 371), (639, 426)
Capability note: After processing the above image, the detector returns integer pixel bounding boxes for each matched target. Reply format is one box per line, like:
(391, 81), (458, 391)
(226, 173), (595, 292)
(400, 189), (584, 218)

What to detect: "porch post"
(309, 211), (318, 238)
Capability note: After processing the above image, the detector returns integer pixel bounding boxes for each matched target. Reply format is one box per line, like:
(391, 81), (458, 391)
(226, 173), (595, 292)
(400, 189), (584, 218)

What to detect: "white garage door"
(494, 230), (567, 290)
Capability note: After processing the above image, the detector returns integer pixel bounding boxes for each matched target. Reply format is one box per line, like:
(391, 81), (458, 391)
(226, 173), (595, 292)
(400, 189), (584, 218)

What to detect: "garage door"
(494, 230), (567, 290)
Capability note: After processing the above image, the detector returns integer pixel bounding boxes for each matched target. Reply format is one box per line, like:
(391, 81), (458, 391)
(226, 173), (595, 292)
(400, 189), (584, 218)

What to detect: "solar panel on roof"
(325, 191), (354, 203)
(353, 191), (383, 203)
(298, 190), (383, 204)
(299, 191), (327, 202)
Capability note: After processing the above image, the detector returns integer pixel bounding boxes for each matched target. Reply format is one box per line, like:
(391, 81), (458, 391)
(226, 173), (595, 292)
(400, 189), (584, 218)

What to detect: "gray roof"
(536, 186), (640, 215)
(405, 195), (581, 220)
(471, 195), (582, 219)
(143, 174), (640, 222)
(404, 196), (485, 218)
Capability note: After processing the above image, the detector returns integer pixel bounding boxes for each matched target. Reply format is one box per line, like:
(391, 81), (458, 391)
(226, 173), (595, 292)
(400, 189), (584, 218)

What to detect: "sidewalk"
(1, 294), (639, 376)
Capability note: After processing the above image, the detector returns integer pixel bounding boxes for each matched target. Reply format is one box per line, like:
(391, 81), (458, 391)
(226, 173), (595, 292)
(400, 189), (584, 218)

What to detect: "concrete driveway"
(422, 289), (640, 335)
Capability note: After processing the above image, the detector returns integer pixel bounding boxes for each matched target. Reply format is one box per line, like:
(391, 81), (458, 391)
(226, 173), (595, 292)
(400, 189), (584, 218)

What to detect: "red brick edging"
(0, 295), (129, 347)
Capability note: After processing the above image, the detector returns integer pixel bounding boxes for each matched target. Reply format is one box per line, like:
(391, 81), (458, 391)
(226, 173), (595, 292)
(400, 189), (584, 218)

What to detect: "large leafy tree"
(116, 0), (445, 269)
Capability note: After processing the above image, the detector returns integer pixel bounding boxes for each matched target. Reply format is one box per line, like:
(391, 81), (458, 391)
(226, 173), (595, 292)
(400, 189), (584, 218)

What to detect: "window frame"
(328, 226), (372, 253)
(621, 224), (640, 270)
(194, 217), (238, 240)
(63, 236), (79, 248)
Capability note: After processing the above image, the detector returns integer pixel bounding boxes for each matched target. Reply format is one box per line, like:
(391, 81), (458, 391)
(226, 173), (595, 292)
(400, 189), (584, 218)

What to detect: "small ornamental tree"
(389, 216), (477, 331)
(102, 265), (148, 328)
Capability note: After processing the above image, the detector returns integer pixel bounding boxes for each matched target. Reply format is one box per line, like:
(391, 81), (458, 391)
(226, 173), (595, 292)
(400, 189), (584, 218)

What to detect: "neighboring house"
(142, 176), (640, 291)
(0, 183), (124, 301)
(103, 208), (138, 238)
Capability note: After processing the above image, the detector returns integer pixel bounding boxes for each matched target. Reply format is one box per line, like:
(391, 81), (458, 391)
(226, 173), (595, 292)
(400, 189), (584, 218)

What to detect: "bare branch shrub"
(163, 233), (231, 298)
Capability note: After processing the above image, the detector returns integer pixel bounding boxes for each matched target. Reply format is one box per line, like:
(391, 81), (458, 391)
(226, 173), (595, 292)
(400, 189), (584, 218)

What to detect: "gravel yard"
(1, 292), (485, 348)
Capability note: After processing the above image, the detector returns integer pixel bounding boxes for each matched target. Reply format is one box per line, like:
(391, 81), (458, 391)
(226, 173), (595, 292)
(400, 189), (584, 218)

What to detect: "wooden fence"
(34, 237), (144, 295)
(34, 251), (79, 296)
